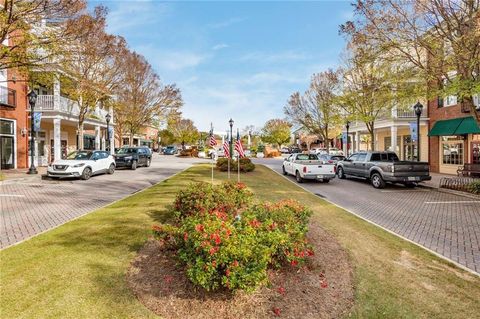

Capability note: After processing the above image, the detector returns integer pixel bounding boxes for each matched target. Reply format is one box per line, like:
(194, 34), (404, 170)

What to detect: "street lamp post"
(27, 91), (38, 174)
(105, 113), (111, 152)
(229, 118), (234, 159)
(346, 120), (350, 157)
(413, 102), (423, 162)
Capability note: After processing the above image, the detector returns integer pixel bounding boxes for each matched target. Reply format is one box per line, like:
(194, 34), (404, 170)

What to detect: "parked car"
(114, 147), (151, 170)
(163, 145), (178, 155)
(318, 154), (346, 165)
(209, 147), (226, 159)
(47, 150), (115, 180)
(328, 148), (344, 156)
(289, 147), (301, 154)
(280, 146), (290, 154)
(336, 151), (431, 189)
(310, 148), (327, 155)
(282, 153), (336, 183)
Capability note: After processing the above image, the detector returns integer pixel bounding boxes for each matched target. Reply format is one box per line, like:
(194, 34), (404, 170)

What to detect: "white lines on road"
(424, 201), (480, 204)
(0, 194), (25, 197)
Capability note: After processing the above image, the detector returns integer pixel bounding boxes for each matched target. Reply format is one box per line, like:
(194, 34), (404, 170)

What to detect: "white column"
(53, 74), (61, 111)
(101, 135), (106, 151)
(355, 132), (360, 152)
(95, 126), (101, 150)
(53, 118), (61, 161)
(391, 126), (398, 154)
(109, 127), (115, 154)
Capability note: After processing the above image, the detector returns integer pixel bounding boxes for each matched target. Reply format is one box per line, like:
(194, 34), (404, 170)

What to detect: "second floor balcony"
(34, 95), (112, 123)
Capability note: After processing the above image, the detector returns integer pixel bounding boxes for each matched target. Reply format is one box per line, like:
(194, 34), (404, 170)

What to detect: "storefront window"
(403, 135), (417, 161)
(441, 136), (464, 165)
(384, 136), (391, 151)
(0, 119), (14, 135)
(472, 134), (480, 164)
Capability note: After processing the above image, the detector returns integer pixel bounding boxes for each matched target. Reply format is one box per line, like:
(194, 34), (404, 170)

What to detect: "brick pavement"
(255, 158), (480, 274)
(0, 155), (204, 249)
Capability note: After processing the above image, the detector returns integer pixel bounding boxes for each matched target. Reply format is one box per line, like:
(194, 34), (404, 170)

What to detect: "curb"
(261, 164), (480, 278)
(418, 183), (480, 200)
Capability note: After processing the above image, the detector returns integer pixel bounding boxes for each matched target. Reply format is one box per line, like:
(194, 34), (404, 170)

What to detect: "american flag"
(209, 130), (217, 147)
(223, 140), (230, 158)
(235, 129), (245, 158)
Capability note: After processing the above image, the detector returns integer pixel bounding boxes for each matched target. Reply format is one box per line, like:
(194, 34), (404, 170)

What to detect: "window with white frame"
(441, 136), (464, 165)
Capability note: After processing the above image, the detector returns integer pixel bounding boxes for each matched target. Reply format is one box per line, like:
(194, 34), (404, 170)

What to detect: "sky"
(91, 0), (354, 132)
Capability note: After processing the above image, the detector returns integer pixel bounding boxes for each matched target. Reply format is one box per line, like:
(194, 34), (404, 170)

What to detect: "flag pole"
(237, 129), (240, 183)
(227, 130), (231, 179)
(210, 123), (214, 184)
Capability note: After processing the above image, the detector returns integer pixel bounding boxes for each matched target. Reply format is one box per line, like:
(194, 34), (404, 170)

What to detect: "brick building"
(427, 96), (480, 174)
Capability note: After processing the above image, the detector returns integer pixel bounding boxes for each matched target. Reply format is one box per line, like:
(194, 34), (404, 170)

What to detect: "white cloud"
(239, 51), (309, 64)
(212, 43), (229, 51)
(207, 17), (246, 29)
(134, 45), (208, 71)
(105, 1), (170, 34)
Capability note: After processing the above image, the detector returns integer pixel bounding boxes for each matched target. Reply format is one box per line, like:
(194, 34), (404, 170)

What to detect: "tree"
(158, 129), (175, 146)
(337, 43), (396, 151)
(59, 6), (126, 149)
(343, 0), (480, 122)
(113, 50), (183, 145)
(285, 70), (342, 152)
(0, 0), (85, 72)
(169, 118), (198, 148)
(261, 119), (292, 148)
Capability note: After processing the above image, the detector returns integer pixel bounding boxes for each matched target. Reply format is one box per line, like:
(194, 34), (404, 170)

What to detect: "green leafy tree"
(261, 119), (292, 148)
(169, 118), (199, 148)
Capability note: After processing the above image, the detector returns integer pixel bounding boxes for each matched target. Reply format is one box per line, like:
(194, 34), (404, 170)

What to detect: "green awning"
(428, 116), (480, 136)
(454, 116), (480, 135)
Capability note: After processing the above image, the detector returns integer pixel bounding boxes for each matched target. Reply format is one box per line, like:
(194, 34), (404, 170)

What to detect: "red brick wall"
(0, 69), (28, 169)
(428, 98), (469, 173)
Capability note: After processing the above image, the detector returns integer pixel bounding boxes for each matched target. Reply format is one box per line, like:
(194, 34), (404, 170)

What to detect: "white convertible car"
(47, 150), (116, 180)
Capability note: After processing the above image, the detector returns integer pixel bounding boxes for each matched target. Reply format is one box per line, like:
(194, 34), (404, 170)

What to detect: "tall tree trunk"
(129, 132), (134, 146)
(78, 123), (84, 150)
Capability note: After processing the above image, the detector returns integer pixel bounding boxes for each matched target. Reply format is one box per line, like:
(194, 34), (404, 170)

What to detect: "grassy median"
(1, 164), (479, 318)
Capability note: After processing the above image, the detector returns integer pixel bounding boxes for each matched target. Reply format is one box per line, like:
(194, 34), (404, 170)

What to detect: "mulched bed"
(127, 220), (355, 319)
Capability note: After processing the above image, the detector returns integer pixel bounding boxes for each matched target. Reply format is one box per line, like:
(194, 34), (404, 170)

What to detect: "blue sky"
(91, 1), (353, 132)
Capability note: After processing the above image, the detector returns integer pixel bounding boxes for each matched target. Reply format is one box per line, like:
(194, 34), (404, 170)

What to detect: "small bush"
(467, 181), (480, 194)
(172, 181), (253, 219)
(216, 157), (255, 172)
(153, 183), (313, 293)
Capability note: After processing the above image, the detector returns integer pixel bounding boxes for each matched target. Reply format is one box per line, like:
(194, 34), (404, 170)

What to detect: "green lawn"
(1, 165), (479, 318)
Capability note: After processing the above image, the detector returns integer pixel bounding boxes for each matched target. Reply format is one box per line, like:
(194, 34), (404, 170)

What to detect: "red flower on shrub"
(249, 219), (261, 228)
(183, 232), (188, 241)
(232, 260), (239, 267)
(236, 182), (246, 189)
(152, 225), (162, 232)
(209, 246), (219, 255)
(212, 260), (217, 268)
(277, 287), (286, 295)
(226, 268), (231, 277)
(272, 307), (281, 316)
(195, 224), (204, 232)
(269, 222), (277, 230)
(210, 233), (221, 245)
(290, 260), (298, 267)
(307, 249), (314, 256)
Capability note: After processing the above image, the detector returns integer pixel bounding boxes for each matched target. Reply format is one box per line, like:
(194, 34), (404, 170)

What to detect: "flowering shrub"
(152, 183), (314, 293)
(172, 181), (253, 220)
(216, 158), (256, 172)
(467, 181), (480, 194)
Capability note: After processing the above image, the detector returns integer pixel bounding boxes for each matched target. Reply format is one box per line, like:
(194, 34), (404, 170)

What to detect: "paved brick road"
(254, 158), (480, 274)
(0, 155), (205, 249)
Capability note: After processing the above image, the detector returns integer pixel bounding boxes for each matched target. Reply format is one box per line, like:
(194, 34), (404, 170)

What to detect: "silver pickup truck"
(336, 151), (431, 189)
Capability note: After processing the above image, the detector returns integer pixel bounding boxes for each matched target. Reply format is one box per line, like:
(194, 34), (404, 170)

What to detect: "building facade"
(345, 106), (430, 161)
(427, 96), (480, 174)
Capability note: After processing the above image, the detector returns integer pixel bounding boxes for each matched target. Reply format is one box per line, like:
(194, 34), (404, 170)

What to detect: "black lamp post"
(229, 118), (234, 158)
(27, 91), (38, 174)
(346, 120), (351, 157)
(413, 102), (423, 161)
(105, 113), (111, 152)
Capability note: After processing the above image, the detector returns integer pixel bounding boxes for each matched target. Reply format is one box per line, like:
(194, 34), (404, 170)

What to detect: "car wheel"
(295, 171), (303, 183)
(81, 167), (92, 180)
(131, 160), (137, 170)
(282, 165), (287, 175)
(108, 164), (115, 174)
(371, 172), (386, 189)
(146, 159), (151, 167)
(337, 167), (346, 179)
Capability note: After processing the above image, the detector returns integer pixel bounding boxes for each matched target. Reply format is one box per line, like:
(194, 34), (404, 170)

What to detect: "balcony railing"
(0, 86), (16, 108)
(35, 94), (111, 122)
(378, 107), (428, 120)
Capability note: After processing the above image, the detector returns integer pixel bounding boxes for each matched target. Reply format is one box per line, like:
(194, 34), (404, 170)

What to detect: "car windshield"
(117, 148), (137, 154)
(66, 151), (92, 160)
(297, 154), (319, 160)
(166, 146), (175, 150)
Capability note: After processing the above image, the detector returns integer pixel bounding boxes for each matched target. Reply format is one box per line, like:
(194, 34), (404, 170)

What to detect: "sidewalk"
(0, 167), (47, 185)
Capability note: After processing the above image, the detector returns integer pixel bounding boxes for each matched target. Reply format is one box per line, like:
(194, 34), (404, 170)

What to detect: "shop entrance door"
(0, 136), (14, 169)
(472, 141), (480, 164)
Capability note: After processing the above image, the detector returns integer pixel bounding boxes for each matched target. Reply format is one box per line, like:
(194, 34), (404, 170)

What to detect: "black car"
(114, 147), (152, 170)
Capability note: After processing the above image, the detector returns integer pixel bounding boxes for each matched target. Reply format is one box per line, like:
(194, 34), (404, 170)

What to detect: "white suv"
(47, 150), (116, 180)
